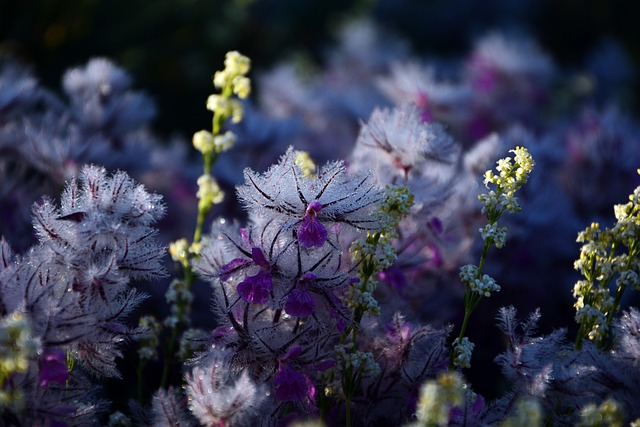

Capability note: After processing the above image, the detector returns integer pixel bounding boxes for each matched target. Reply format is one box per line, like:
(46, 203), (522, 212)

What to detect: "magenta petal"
(285, 288), (315, 317)
(39, 348), (69, 387)
(297, 215), (327, 248)
(237, 269), (272, 304)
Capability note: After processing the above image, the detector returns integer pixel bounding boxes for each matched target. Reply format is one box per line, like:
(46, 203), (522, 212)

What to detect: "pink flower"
(297, 201), (327, 248)
(38, 348), (69, 387)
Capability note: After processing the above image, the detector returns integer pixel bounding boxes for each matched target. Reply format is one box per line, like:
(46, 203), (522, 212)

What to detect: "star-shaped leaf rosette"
(237, 146), (383, 251)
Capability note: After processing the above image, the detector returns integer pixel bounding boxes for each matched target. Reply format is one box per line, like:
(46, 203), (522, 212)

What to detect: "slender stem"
(137, 360), (145, 402)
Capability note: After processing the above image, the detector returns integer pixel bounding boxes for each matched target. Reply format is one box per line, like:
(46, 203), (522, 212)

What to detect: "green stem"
(137, 360), (145, 402)
(161, 326), (179, 388)
(606, 284), (626, 330)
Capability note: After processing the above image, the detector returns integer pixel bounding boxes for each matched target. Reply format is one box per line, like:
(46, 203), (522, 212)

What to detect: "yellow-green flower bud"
(206, 94), (226, 113)
(197, 174), (225, 210)
(169, 238), (189, 265)
(192, 130), (216, 154)
(214, 131), (237, 152)
(232, 75), (251, 99)
(224, 51), (251, 76)
(294, 150), (316, 177)
(213, 70), (230, 89)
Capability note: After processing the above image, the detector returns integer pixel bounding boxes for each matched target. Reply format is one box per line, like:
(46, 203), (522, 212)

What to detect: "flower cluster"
(451, 147), (534, 369)
(479, 146), (535, 219)
(573, 174), (640, 349)
(0, 165), (165, 424)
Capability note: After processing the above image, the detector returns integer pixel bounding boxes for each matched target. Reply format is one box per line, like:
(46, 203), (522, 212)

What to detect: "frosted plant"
(350, 105), (468, 313)
(237, 146), (383, 249)
(352, 104), (460, 188)
(462, 31), (554, 140)
(376, 61), (472, 137)
(0, 56), (169, 251)
(561, 107), (640, 215)
(184, 349), (266, 426)
(149, 387), (196, 427)
(62, 58), (156, 141)
(191, 147), (387, 422)
(0, 165), (165, 425)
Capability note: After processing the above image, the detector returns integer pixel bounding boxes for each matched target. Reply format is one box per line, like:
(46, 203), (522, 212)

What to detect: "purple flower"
(38, 348), (69, 387)
(284, 273), (317, 317)
(274, 362), (314, 402)
(297, 201), (327, 248)
(236, 247), (272, 304)
(237, 270), (271, 304)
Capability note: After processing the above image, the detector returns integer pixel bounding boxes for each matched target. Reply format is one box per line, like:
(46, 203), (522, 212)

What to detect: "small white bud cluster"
(573, 174), (640, 348)
(322, 344), (381, 400)
(479, 223), (507, 248)
(164, 279), (193, 328)
(459, 264), (500, 298)
(480, 146), (534, 217)
(206, 94), (244, 123)
(197, 174), (225, 211)
(452, 337), (474, 369)
(213, 51), (251, 96)
(193, 130), (237, 155)
(169, 238), (190, 265)
(138, 315), (162, 361)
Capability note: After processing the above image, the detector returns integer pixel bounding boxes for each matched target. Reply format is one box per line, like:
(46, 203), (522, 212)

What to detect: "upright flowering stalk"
(163, 51), (250, 387)
(325, 185), (413, 426)
(573, 172), (640, 349)
(452, 147), (534, 369)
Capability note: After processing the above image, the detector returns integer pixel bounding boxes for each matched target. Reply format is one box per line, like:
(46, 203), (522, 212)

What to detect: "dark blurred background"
(2, 0), (639, 138)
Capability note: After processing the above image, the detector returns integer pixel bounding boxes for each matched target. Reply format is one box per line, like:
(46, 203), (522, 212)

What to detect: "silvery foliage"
(184, 349), (266, 427)
(194, 147), (383, 358)
(0, 56), (165, 250)
(487, 307), (640, 425)
(0, 165), (165, 424)
(349, 312), (451, 426)
(350, 104), (471, 323)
